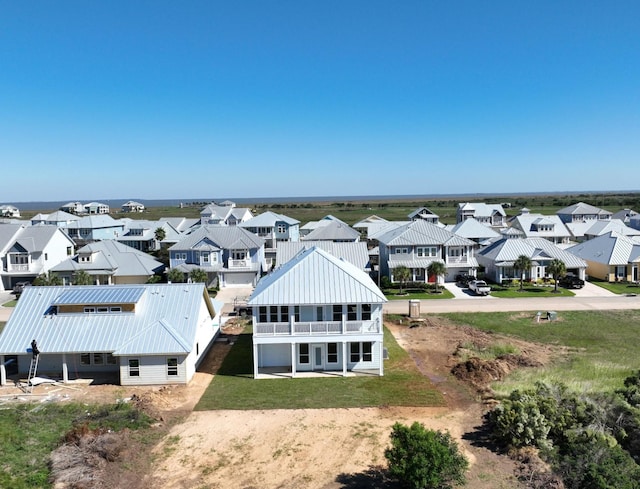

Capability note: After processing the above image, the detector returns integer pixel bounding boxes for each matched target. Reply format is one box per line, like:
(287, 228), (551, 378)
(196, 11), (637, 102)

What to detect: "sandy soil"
(140, 317), (558, 489)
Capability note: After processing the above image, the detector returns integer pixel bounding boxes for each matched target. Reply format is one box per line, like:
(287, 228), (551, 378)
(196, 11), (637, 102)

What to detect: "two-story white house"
(169, 225), (266, 287)
(199, 201), (253, 226)
(457, 202), (507, 228)
(0, 224), (76, 291)
(248, 246), (386, 378)
(240, 211), (300, 269)
(377, 220), (478, 283)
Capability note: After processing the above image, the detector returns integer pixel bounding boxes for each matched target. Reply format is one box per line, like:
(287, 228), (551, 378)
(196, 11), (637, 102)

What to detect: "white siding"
(119, 355), (187, 386)
(259, 344), (291, 367)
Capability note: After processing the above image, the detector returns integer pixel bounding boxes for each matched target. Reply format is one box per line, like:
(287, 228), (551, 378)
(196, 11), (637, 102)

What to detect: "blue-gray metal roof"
(0, 283), (216, 356)
(52, 287), (145, 305)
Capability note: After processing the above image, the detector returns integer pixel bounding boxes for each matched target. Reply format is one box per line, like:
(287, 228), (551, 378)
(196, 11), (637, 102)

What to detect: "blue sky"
(2, 1), (639, 202)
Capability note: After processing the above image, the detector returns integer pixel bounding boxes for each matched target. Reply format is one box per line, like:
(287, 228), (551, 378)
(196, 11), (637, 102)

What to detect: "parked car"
(468, 279), (491, 296)
(12, 281), (31, 295)
(559, 275), (585, 289)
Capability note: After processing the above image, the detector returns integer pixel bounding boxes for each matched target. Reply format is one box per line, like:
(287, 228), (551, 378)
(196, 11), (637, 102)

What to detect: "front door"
(313, 345), (324, 371)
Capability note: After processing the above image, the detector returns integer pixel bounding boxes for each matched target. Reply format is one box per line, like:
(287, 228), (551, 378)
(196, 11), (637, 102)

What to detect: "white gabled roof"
(249, 246), (386, 305)
(377, 220), (475, 247)
(239, 211), (299, 228)
(557, 201), (612, 217)
(450, 217), (501, 240)
(479, 237), (587, 268)
(567, 231), (640, 265)
(276, 241), (370, 270)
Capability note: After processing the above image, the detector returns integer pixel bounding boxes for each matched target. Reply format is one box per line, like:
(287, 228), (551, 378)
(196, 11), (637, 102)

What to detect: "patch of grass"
(489, 285), (574, 298)
(196, 326), (444, 410)
(589, 278), (640, 295)
(384, 288), (454, 300)
(0, 402), (152, 489)
(443, 310), (640, 395)
(2, 299), (18, 307)
(458, 341), (520, 361)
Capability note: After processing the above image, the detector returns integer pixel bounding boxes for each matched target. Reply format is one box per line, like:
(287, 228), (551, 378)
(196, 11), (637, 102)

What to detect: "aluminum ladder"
(26, 354), (40, 393)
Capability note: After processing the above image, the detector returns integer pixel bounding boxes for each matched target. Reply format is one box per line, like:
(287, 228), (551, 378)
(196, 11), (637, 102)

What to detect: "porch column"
(379, 341), (384, 376)
(253, 343), (259, 379)
(291, 343), (296, 378)
(0, 355), (6, 386)
(62, 353), (69, 383)
(342, 341), (347, 376)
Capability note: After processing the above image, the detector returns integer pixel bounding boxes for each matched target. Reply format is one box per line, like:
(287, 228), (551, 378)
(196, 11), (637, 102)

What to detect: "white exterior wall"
(119, 355), (188, 386)
(41, 230), (75, 273)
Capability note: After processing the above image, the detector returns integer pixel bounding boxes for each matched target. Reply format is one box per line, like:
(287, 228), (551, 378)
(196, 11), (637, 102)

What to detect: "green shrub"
(384, 422), (468, 489)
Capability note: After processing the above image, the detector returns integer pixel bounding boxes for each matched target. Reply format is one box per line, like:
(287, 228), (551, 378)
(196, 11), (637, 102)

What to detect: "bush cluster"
(486, 376), (640, 488)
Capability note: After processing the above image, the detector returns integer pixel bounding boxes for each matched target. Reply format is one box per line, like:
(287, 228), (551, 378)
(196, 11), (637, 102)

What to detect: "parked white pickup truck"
(468, 280), (491, 296)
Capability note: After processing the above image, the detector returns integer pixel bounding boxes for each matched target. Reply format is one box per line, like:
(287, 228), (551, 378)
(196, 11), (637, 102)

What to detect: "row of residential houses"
(1, 199), (640, 387)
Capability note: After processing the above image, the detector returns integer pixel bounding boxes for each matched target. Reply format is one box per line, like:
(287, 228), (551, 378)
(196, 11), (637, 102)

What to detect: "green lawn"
(195, 326), (444, 410)
(589, 278), (640, 295)
(489, 285), (575, 298)
(2, 300), (17, 307)
(443, 310), (640, 396)
(384, 288), (454, 300)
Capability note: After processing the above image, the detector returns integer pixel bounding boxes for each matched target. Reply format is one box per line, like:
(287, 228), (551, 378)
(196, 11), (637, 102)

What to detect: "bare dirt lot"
(8, 317), (559, 488)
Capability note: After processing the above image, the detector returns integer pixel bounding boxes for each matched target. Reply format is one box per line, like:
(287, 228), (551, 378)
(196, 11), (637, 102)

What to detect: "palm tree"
(167, 267), (185, 283)
(73, 270), (93, 285)
(427, 261), (447, 293)
(154, 227), (166, 250)
(33, 271), (63, 286)
(547, 258), (566, 293)
(513, 255), (532, 292)
(189, 268), (209, 284)
(393, 266), (411, 295)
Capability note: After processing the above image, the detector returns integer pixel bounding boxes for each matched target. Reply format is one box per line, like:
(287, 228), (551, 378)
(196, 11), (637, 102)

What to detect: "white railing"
(229, 259), (251, 268)
(254, 320), (380, 336)
(8, 264), (30, 271)
(447, 256), (469, 264)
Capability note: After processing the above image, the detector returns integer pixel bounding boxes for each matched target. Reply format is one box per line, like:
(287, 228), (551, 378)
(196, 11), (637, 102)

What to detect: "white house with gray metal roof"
(566, 231), (640, 282)
(300, 219), (360, 242)
(509, 212), (572, 244)
(169, 225), (266, 287)
(0, 224), (76, 292)
(276, 241), (371, 271)
(377, 220), (478, 283)
(200, 202), (253, 226)
(248, 246), (386, 378)
(477, 237), (587, 284)
(557, 201), (612, 223)
(457, 202), (507, 227)
(0, 283), (220, 386)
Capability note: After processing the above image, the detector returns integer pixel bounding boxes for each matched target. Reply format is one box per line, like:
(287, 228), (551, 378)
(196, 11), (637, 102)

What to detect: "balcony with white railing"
(229, 259), (252, 269)
(446, 255), (469, 264)
(254, 319), (381, 337)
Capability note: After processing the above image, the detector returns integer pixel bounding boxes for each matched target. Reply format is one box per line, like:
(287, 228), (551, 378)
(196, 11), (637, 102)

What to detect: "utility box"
(547, 311), (558, 321)
(409, 299), (420, 318)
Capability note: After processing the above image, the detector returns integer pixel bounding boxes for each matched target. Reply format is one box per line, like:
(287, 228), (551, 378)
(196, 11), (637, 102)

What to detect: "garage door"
(224, 272), (256, 287)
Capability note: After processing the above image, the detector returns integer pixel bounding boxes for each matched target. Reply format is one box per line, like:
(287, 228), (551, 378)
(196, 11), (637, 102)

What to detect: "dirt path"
(143, 318), (545, 489)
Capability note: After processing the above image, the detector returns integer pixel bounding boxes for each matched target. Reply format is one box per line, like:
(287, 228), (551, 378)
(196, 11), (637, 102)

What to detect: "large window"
(417, 246), (437, 257)
(333, 305), (342, 321)
(259, 306), (268, 322)
(299, 344), (310, 364)
(167, 358), (178, 376)
(327, 343), (338, 363)
(350, 342), (373, 363)
(362, 304), (372, 320)
(347, 304), (357, 321)
(128, 359), (140, 377)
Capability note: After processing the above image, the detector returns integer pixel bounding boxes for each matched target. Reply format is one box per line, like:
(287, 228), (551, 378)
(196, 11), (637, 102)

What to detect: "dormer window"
(79, 254), (92, 263)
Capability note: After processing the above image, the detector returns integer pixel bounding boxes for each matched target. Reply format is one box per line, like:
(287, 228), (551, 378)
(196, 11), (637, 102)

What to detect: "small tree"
(167, 267), (185, 283)
(73, 270), (93, 286)
(427, 261), (447, 293)
(513, 255), (532, 292)
(393, 266), (411, 295)
(189, 268), (208, 284)
(154, 227), (166, 249)
(547, 258), (566, 293)
(33, 271), (63, 286)
(385, 422), (468, 489)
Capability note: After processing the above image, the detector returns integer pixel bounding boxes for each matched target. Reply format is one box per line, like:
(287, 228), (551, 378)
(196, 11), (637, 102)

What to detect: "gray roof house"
(117, 219), (182, 252)
(447, 217), (501, 246)
(239, 211), (300, 269)
(508, 212), (572, 244)
(31, 210), (80, 228)
(0, 224), (76, 292)
(557, 202), (612, 223)
(248, 246), (386, 378)
(64, 215), (125, 244)
(612, 209), (638, 223)
(159, 217), (200, 234)
(457, 203), (507, 227)
(566, 231), (640, 282)
(408, 207), (440, 224)
(377, 220), (478, 283)
(169, 225), (266, 287)
(0, 283), (220, 386)
(50, 240), (165, 285)
(0, 205), (21, 218)
(121, 200), (146, 213)
(477, 237), (587, 284)
(301, 219), (361, 242)
(200, 202), (253, 226)
(582, 219), (640, 241)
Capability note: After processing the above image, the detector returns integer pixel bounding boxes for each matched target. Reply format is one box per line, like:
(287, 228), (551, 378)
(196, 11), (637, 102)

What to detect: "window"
(350, 343), (360, 363)
(128, 359), (140, 377)
(333, 305), (342, 321)
(259, 306), (268, 322)
(347, 304), (357, 321)
(67, 247), (73, 256)
(110, 306), (121, 313)
(395, 247), (408, 254)
(232, 250), (247, 260)
(269, 306), (278, 322)
(167, 358), (178, 376)
(211, 253), (218, 263)
(80, 353), (91, 365)
(97, 307), (109, 313)
(362, 304), (371, 320)
(202, 254), (209, 263)
(277, 224), (286, 234)
(294, 306), (300, 322)
(280, 306), (289, 322)
(44, 253), (48, 261)
(106, 353), (117, 365)
(84, 307), (96, 313)
(317, 306), (324, 321)
(350, 342), (373, 363)
(93, 353), (104, 365)
(299, 344), (309, 364)
(327, 343), (338, 363)
(417, 247), (437, 257)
